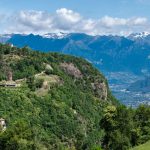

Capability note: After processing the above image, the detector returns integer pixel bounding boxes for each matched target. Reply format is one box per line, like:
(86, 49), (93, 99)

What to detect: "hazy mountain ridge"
(1, 32), (150, 74)
(128, 76), (150, 92)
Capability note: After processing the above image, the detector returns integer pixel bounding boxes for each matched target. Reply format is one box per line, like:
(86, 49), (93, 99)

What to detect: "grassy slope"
(131, 141), (150, 150)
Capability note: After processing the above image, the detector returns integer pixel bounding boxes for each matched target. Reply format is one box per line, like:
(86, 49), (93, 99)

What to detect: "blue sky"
(0, 0), (150, 35)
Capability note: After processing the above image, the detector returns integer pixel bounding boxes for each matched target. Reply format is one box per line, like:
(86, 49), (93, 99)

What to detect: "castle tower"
(7, 71), (13, 81)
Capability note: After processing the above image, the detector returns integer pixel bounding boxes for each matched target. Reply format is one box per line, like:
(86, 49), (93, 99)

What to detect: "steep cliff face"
(91, 81), (108, 100)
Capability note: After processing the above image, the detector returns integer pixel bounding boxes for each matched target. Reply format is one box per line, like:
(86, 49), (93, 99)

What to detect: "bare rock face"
(91, 81), (108, 100)
(45, 64), (53, 71)
(60, 63), (83, 78)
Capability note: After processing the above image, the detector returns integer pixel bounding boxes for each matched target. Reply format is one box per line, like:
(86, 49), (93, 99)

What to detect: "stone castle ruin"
(7, 70), (13, 81)
(0, 70), (19, 87)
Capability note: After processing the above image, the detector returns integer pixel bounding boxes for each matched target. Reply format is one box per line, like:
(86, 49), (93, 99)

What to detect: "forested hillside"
(0, 44), (150, 150)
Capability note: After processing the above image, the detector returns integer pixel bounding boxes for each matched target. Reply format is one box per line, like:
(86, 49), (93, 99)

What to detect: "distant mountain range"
(1, 32), (150, 75)
(127, 76), (150, 92)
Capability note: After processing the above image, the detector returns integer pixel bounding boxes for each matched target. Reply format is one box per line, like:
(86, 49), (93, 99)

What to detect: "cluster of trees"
(0, 79), (106, 149)
(26, 76), (44, 91)
(0, 44), (45, 81)
(101, 105), (150, 150)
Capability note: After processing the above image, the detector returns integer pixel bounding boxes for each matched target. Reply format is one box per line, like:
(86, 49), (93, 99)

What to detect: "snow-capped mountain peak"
(128, 32), (150, 39)
(42, 32), (68, 39)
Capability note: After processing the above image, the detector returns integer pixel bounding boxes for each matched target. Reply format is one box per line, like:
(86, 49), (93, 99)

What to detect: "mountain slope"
(0, 43), (117, 150)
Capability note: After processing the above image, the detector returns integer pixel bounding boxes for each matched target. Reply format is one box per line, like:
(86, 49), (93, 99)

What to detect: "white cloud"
(100, 16), (147, 27)
(8, 10), (53, 33)
(100, 16), (127, 27)
(132, 17), (147, 25)
(3, 8), (150, 36)
(56, 8), (81, 23)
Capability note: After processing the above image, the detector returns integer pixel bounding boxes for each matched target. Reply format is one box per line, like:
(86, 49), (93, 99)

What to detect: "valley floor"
(104, 71), (150, 107)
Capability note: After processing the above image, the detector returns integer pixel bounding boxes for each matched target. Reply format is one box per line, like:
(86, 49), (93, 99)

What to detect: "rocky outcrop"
(60, 63), (83, 78)
(45, 64), (53, 71)
(91, 81), (108, 100)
